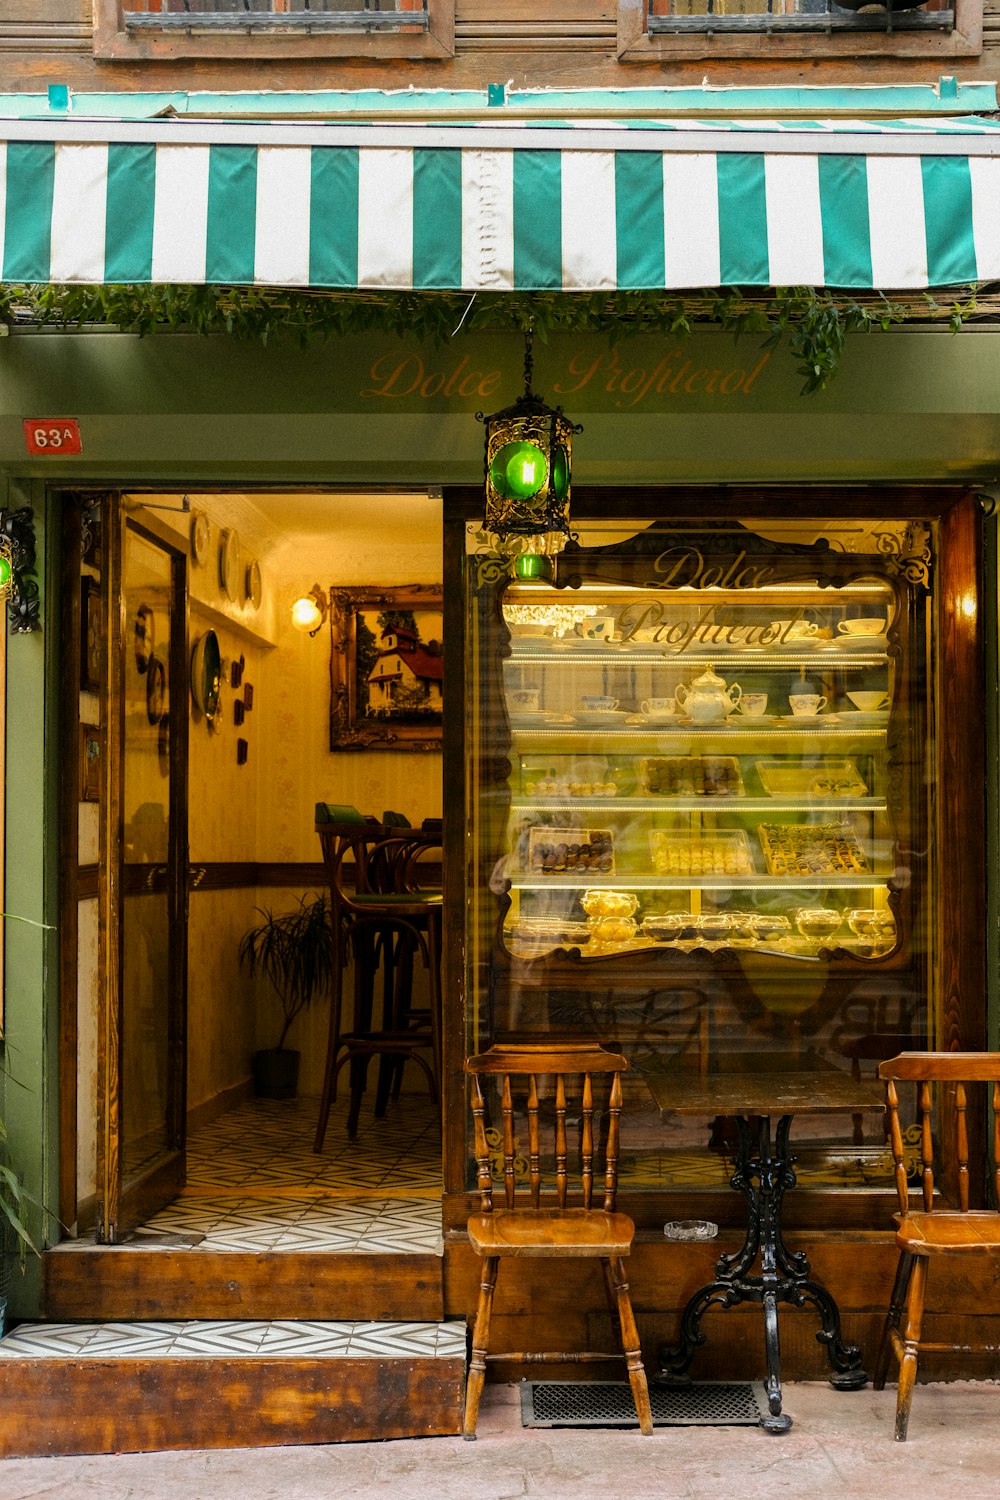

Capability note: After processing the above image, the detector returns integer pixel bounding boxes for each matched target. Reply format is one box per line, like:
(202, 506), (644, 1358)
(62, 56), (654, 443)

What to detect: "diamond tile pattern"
(45, 1093), (444, 1258)
(0, 1319), (468, 1361)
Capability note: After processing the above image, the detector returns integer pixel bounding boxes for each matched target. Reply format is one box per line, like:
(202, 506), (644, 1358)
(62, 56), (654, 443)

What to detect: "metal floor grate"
(521, 1380), (769, 1428)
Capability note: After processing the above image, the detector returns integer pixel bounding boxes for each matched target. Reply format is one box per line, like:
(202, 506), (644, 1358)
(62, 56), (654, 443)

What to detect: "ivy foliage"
(0, 282), (978, 395)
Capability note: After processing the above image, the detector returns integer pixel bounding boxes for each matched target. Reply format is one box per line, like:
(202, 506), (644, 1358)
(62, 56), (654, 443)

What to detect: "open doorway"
(69, 487), (444, 1254)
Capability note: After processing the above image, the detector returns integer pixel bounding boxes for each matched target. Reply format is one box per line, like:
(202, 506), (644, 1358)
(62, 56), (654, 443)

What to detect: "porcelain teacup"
(509, 688), (541, 712)
(789, 694), (827, 717)
(641, 696), (676, 719)
(580, 695), (619, 713)
(739, 693), (768, 717)
(582, 616), (615, 640)
(837, 618), (887, 637)
(847, 691), (889, 712)
(769, 619), (819, 641)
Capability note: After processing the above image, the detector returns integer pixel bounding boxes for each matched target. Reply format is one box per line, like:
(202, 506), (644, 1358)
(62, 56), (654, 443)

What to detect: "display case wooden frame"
(329, 583), (443, 752)
(94, 0), (455, 61)
(440, 484), (986, 1237)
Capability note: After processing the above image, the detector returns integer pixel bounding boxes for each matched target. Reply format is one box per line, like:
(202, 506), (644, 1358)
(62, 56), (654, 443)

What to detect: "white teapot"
(676, 666), (742, 724)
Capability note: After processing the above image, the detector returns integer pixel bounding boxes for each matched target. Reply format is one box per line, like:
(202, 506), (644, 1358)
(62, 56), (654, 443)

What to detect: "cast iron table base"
(654, 1112), (869, 1433)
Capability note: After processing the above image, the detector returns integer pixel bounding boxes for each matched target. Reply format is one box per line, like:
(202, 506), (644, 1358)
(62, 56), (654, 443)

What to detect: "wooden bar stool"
(462, 1040), (653, 1439)
(313, 811), (441, 1149)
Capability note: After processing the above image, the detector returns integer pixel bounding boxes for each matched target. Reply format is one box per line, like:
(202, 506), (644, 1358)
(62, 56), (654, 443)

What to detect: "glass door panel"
(463, 512), (961, 1209)
(99, 513), (187, 1241)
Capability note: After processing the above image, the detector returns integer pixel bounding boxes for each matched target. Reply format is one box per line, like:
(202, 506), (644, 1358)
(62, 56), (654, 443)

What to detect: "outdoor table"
(641, 1052), (885, 1433)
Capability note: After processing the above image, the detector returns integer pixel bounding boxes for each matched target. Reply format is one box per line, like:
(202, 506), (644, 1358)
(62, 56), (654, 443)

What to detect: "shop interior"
(72, 487), (444, 1251)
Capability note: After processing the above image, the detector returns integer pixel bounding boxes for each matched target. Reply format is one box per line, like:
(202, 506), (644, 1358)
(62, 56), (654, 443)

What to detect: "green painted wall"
(2, 479), (59, 1317)
(0, 322), (999, 1319)
(0, 326), (999, 486)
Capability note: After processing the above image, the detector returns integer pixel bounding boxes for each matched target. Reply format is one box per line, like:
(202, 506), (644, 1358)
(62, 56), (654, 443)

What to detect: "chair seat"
(349, 892), (443, 913)
(896, 1211), (1000, 1254)
(467, 1207), (635, 1258)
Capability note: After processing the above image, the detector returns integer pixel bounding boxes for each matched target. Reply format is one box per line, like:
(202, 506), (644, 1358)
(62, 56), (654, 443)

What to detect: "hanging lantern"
(478, 330), (582, 560)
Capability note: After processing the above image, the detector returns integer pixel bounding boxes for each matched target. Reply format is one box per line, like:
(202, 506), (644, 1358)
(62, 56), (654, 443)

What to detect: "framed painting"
(329, 584), (443, 752)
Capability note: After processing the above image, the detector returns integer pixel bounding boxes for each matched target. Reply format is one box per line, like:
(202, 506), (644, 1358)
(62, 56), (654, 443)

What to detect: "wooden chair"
(873, 1051), (1000, 1440)
(463, 1040), (653, 1439)
(313, 814), (441, 1149)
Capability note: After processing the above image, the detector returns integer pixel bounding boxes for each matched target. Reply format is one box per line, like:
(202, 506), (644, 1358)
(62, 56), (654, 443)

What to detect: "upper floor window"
(96, 0), (454, 59)
(619, 0), (981, 58)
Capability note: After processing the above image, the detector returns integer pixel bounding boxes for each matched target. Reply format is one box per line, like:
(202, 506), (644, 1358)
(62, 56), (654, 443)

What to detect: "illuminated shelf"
(510, 875), (889, 892)
(509, 725), (887, 740)
(510, 797), (887, 814)
(506, 647), (889, 668)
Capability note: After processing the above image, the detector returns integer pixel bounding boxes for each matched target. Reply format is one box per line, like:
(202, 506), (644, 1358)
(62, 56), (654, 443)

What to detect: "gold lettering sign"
(614, 549), (814, 656)
(360, 346), (771, 408)
(551, 347), (771, 408)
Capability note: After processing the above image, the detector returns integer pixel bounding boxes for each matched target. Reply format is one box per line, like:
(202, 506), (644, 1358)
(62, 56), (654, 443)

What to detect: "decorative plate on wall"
(134, 604), (154, 675)
(146, 655), (166, 725)
(190, 510), (210, 566)
(219, 528), (241, 601)
(190, 629), (222, 718)
(245, 559), (263, 611)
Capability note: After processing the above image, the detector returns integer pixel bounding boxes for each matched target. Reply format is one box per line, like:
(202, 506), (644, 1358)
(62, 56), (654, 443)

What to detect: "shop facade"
(2, 78), (1000, 1447)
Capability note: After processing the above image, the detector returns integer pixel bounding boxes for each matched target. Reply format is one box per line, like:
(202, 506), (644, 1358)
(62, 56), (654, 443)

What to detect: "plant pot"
(252, 1048), (300, 1100)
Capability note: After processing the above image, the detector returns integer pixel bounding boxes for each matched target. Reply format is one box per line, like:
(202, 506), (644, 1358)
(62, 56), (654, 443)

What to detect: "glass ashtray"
(663, 1219), (719, 1242)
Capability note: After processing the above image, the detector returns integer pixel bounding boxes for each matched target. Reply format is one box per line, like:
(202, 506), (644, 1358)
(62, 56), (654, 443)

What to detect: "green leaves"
(0, 282), (980, 392)
(239, 894), (336, 1052)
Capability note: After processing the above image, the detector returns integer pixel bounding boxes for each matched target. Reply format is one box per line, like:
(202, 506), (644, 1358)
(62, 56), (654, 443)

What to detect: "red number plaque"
(23, 418), (82, 456)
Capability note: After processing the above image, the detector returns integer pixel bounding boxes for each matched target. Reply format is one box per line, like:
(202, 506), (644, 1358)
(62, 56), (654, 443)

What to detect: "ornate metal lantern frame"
(478, 331), (582, 554)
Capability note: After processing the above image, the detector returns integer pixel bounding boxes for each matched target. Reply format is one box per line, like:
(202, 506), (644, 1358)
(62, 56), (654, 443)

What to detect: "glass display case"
(458, 508), (969, 1211)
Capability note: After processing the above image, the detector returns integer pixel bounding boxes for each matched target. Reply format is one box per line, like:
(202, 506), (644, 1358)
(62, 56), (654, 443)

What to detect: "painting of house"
(365, 618), (443, 722)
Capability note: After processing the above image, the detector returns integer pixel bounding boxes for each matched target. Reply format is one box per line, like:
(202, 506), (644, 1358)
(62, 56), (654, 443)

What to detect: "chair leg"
(313, 924), (348, 1153)
(464, 1255), (500, 1441)
(894, 1255), (928, 1442)
(607, 1255), (654, 1436)
(873, 1250), (913, 1390)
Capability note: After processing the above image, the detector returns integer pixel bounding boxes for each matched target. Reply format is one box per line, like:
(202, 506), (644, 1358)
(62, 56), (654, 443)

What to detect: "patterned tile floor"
(58, 1092), (444, 1257)
(0, 1318), (467, 1361)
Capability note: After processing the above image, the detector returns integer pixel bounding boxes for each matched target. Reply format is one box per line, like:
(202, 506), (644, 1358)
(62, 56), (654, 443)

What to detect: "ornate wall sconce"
(0, 506), (40, 632)
(290, 583), (328, 637)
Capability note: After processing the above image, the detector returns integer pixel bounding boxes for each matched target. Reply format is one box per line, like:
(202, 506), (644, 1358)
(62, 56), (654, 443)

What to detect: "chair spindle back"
(880, 1052), (1000, 1215)
(468, 1042), (628, 1217)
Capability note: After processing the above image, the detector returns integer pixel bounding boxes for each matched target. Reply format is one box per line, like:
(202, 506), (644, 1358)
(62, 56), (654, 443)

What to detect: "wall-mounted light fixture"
(290, 583), (328, 637)
(478, 329), (582, 578)
(0, 506), (39, 632)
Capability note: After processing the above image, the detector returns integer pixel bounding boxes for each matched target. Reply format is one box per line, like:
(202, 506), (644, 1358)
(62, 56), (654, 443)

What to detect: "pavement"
(2, 1381), (999, 1499)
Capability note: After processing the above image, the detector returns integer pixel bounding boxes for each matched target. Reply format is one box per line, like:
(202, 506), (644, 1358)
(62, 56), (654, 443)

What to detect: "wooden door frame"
(96, 499), (190, 1243)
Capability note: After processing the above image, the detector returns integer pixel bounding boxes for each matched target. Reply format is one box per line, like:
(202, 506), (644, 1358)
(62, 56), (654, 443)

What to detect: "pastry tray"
(755, 759), (868, 799)
(757, 821), (870, 876)
(643, 756), (744, 797)
(527, 826), (615, 875)
(506, 918), (591, 948)
(649, 829), (755, 877)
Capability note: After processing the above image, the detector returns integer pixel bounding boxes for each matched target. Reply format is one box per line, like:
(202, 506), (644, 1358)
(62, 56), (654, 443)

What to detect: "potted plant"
(239, 892), (335, 1099)
(0, 1114), (40, 1331)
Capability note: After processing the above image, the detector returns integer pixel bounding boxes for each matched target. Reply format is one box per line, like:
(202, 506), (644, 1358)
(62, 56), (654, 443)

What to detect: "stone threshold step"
(0, 1318), (468, 1457)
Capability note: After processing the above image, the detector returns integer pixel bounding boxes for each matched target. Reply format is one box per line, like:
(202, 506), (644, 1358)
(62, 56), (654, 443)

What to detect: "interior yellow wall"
(128, 492), (443, 1108)
(253, 499), (443, 1090)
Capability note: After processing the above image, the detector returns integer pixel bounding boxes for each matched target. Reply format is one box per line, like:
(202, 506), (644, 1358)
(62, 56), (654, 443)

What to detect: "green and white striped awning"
(3, 116), (1000, 293)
